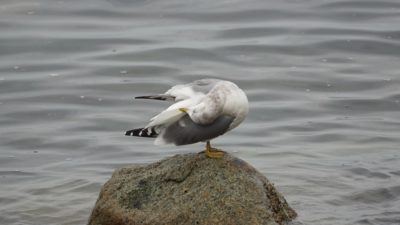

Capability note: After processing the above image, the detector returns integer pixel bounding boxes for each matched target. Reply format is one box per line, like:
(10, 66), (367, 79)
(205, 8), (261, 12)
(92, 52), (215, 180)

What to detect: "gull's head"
(180, 99), (223, 125)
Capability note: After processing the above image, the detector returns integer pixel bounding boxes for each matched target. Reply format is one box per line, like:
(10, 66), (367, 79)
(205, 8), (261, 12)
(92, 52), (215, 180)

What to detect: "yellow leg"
(205, 141), (224, 158)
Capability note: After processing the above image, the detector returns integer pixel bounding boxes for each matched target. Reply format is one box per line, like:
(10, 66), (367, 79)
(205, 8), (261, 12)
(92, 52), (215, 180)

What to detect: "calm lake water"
(1, 0), (400, 224)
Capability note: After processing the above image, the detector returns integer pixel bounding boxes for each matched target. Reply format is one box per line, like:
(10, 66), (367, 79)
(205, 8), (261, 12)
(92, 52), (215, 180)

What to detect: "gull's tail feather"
(135, 95), (175, 101)
(125, 127), (158, 138)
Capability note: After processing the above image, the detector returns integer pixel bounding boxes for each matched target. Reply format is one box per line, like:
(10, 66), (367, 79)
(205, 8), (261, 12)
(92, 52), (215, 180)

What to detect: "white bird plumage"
(125, 78), (249, 158)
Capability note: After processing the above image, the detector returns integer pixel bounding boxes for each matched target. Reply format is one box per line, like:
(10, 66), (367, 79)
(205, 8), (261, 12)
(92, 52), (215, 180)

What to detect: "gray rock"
(88, 151), (297, 225)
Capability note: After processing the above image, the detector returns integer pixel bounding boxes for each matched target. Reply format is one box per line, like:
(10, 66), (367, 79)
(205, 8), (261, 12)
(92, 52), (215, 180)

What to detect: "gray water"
(1, 0), (400, 224)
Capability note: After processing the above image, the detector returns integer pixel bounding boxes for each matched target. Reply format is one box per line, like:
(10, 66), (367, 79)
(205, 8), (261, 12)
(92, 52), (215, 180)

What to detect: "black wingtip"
(125, 128), (140, 136)
(134, 95), (174, 101)
(125, 128), (158, 138)
(135, 95), (165, 100)
(134, 96), (148, 99)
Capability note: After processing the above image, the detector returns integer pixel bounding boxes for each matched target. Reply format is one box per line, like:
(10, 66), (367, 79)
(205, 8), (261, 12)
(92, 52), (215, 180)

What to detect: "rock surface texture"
(88, 152), (297, 225)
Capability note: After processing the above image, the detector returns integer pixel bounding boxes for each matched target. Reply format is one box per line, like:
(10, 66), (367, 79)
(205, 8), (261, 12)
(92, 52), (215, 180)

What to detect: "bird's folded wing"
(155, 115), (234, 146)
(146, 109), (186, 128)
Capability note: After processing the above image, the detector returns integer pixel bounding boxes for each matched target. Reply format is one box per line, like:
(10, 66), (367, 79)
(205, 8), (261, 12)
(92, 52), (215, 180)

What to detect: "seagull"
(125, 78), (249, 158)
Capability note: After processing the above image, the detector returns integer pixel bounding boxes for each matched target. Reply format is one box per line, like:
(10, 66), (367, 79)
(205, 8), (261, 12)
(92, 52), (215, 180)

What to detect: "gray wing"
(159, 114), (234, 146)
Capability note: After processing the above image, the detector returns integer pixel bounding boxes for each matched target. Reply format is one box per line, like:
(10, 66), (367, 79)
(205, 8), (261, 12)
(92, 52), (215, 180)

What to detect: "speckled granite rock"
(88, 151), (297, 225)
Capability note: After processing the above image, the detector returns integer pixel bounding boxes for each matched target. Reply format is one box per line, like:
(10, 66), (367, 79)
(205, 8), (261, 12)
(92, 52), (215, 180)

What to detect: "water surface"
(1, 0), (400, 224)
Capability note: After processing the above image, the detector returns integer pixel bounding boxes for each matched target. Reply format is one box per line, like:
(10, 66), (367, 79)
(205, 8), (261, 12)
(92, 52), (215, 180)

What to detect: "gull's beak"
(179, 107), (189, 113)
